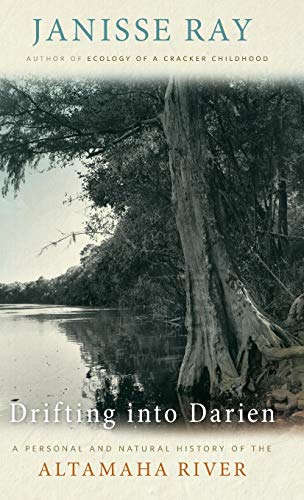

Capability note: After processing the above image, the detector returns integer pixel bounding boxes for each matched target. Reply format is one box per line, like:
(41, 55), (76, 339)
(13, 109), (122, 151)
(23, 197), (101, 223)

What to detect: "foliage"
(200, 81), (304, 317)
(1, 78), (304, 322)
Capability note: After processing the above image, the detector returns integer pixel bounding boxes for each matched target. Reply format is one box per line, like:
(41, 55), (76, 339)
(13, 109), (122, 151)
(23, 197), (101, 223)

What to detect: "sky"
(0, 159), (92, 284)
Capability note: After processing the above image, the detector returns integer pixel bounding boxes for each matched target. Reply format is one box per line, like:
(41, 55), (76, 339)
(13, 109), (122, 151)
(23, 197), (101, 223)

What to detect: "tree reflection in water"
(60, 310), (186, 424)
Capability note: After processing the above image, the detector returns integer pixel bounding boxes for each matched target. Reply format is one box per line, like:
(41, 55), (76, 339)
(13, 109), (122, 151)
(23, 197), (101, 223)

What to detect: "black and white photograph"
(1, 78), (304, 427)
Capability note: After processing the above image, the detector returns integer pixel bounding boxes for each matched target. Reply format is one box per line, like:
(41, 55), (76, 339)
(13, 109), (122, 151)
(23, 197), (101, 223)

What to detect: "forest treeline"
(0, 126), (185, 316)
(1, 80), (304, 325)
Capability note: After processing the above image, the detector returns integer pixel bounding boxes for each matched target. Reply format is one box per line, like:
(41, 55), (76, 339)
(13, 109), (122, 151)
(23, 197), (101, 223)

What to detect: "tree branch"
(87, 116), (161, 159)
(37, 231), (90, 256)
(6, 81), (84, 136)
(251, 247), (295, 299)
(259, 231), (304, 242)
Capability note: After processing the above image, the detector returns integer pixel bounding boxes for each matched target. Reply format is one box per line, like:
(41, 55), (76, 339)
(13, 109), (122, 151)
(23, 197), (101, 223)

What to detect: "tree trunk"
(161, 79), (297, 398)
(277, 173), (288, 257)
(275, 115), (288, 258)
(277, 175), (288, 237)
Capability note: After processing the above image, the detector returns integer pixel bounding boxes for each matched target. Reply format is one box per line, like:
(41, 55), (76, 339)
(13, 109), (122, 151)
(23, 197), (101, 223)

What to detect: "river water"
(0, 304), (186, 423)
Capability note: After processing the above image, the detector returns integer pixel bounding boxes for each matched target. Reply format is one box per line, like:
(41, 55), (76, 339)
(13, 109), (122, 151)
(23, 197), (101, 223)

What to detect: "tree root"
(258, 346), (304, 361)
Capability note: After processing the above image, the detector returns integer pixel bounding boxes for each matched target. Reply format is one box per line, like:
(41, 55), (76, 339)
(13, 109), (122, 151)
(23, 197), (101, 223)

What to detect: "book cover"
(0, 1), (303, 498)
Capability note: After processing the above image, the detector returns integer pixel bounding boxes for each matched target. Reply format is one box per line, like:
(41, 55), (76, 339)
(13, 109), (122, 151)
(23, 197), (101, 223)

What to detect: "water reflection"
(61, 310), (186, 422)
(0, 305), (186, 424)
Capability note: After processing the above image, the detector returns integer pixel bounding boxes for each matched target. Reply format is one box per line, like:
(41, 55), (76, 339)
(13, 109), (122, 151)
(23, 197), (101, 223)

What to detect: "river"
(0, 304), (186, 423)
